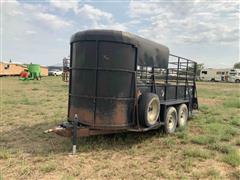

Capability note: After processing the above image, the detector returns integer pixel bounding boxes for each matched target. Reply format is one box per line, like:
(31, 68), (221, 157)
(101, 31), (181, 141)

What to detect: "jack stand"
(72, 114), (78, 155)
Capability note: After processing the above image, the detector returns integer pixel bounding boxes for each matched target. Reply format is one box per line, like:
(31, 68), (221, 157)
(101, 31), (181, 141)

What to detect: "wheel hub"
(147, 99), (159, 125)
(168, 114), (175, 129)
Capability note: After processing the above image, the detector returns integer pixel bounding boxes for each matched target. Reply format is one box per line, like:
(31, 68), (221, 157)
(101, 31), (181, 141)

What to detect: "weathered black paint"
(68, 29), (198, 131)
(69, 34), (138, 129)
(70, 30), (169, 68)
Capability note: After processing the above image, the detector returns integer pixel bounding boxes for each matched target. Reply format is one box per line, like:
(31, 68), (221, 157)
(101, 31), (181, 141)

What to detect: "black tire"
(210, 78), (215, 82)
(235, 79), (240, 83)
(138, 93), (160, 127)
(177, 104), (188, 127)
(164, 106), (177, 134)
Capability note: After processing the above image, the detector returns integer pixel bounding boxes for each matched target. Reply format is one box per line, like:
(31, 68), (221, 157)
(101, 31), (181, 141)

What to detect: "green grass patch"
(222, 150), (240, 167)
(229, 170), (240, 180)
(220, 127), (239, 141)
(0, 148), (11, 159)
(207, 143), (236, 154)
(183, 148), (211, 159)
(205, 123), (239, 141)
(162, 138), (176, 148)
(191, 135), (217, 145)
(199, 105), (209, 114)
(224, 127), (239, 136)
(205, 168), (221, 179)
(199, 104), (209, 110)
(176, 131), (188, 139)
(235, 139), (240, 146)
(192, 168), (221, 179)
(230, 117), (240, 127)
(175, 128), (189, 144)
(19, 165), (32, 176)
(223, 99), (240, 108)
(20, 97), (35, 105)
(40, 163), (56, 173)
(219, 134), (232, 142)
(3, 99), (17, 105)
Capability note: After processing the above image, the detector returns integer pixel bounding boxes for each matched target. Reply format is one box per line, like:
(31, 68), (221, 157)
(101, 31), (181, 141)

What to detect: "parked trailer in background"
(45, 30), (198, 150)
(228, 69), (240, 83)
(200, 68), (230, 82)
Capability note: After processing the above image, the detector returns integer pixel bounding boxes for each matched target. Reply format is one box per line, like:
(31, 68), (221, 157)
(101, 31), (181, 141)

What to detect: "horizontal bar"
(70, 67), (135, 73)
(69, 94), (135, 101)
(70, 39), (136, 47)
(169, 61), (196, 64)
(169, 54), (197, 63)
(162, 99), (190, 106)
(136, 83), (194, 87)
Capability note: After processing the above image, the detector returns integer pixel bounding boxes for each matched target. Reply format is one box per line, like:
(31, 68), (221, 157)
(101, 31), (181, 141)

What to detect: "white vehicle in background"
(200, 68), (230, 82)
(48, 69), (63, 76)
(228, 69), (240, 83)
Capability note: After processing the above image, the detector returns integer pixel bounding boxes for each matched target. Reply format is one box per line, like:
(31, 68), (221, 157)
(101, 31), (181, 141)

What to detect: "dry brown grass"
(0, 77), (239, 179)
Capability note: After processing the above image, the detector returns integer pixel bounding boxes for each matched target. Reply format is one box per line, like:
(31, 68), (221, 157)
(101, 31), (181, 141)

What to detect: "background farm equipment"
(19, 64), (41, 80)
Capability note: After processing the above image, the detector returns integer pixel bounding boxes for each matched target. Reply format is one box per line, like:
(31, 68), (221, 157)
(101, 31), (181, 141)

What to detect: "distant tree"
(233, 62), (240, 69)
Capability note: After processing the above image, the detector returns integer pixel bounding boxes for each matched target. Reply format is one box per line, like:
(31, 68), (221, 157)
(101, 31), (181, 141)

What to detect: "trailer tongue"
(44, 121), (125, 138)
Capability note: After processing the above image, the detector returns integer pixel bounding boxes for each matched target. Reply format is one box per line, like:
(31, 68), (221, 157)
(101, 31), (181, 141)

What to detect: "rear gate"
(69, 41), (136, 128)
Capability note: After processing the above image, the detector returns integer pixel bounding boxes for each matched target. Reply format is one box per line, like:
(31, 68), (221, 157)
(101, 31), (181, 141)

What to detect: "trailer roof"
(70, 30), (169, 68)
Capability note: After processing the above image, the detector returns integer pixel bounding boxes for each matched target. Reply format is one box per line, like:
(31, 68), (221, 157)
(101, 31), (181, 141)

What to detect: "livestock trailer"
(45, 30), (198, 144)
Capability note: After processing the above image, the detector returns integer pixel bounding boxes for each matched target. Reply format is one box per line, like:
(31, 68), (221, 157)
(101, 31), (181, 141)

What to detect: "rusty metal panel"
(95, 99), (134, 128)
(93, 42), (136, 128)
(69, 41), (97, 125)
(69, 97), (95, 125)
(69, 40), (136, 129)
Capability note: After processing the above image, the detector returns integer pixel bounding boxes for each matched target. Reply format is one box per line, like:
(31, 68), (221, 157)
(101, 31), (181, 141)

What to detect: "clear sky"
(1, 0), (239, 68)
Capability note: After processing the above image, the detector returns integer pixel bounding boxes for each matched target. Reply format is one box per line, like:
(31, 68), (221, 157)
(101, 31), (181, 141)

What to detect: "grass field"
(0, 77), (239, 179)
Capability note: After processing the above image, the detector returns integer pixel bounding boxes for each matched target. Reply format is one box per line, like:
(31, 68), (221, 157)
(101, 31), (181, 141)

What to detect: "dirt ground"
(0, 77), (239, 179)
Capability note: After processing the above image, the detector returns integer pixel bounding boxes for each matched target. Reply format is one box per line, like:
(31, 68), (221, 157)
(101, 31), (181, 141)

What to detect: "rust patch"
(45, 126), (124, 137)
(70, 107), (94, 125)
(45, 126), (90, 137)
(95, 101), (129, 128)
(112, 102), (129, 126)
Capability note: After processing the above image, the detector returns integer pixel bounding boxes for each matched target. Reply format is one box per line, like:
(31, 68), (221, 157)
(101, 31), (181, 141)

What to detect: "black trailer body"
(46, 30), (198, 137)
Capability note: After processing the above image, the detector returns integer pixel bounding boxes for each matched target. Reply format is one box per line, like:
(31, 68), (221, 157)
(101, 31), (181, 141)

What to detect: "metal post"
(72, 114), (78, 154)
(175, 57), (180, 99)
(164, 69), (169, 101)
(151, 67), (156, 93)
